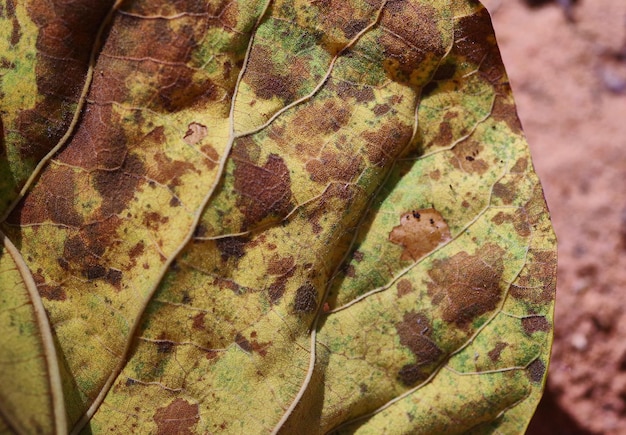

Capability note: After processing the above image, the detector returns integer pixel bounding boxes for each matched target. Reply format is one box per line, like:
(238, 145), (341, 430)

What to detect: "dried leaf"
(0, 0), (556, 433)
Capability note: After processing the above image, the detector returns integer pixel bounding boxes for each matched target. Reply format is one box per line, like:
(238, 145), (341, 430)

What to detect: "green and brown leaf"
(0, 0), (556, 433)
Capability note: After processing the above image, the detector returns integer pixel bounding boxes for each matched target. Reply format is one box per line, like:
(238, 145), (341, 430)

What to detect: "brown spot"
(235, 333), (252, 353)
(430, 121), (453, 148)
(343, 264), (356, 278)
(492, 179), (517, 205)
(129, 241), (145, 260)
(373, 104), (391, 116)
(294, 283), (318, 313)
(491, 210), (531, 237)
(245, 46), (294, 101)
(13, 166), (83, 226)
(306, 150), (363, 184)
(522, 316), (550, 335)
(192, 313), (206, 331)
(389, 208), (452, 261)
(396, 311), (442, 386)
(488, 342), (508, 362)
(353, 251), (364, 262)
(200, 145), (219, 171)
(153, 398), (199, 435)
(293, 98), (352, 137)
(305, 183), (357, 234)
(380, 2), (445, 84)
(233, 152), (292, 228)
(492, 89), (523, 134)
(510, 249), (557, 304)
(83, 264), (106, 281)
(427, 245), (505, 328)
(454, 8), (504, 84)
(267, 255), (296, 304)
(397, 279), (413, 297)
(362, 121), (413, 166)
(333, 81), (376, 103)
(216, 236), (248, 262)
(450, 139), (488, 174)
(183, 122), (208, 145)
(250, 338), (272, 357)
(93, 154), (145, 216)
(156, 339), (175, 354)
(527, 359), (546, 384)
(11, 2), (113, 165)
(33, 273), (66, 301)
(105, 268), (122, 289)
(511, 157), (528, 174)
(395, 311), (442, 375)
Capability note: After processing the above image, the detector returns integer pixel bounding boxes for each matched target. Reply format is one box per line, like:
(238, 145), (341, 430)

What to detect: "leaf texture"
(0, 0), (556, 433)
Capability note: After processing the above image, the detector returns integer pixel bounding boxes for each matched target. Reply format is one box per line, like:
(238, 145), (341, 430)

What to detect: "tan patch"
(183, 122), (208, 145)
(427, 245), (505, 328)
(153, 398), (199, 435)
(389, 208), (452, 261)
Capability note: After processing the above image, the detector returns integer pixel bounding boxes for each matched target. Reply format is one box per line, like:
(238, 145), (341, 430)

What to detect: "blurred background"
(482, 0), (626, 433)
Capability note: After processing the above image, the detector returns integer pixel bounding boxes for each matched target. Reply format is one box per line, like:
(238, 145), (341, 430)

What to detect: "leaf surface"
(0, 230), (66, 434)
(0, 0), (556, 433)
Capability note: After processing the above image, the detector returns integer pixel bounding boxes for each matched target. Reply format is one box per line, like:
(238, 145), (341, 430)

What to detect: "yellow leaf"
(0, 0), (556, 433)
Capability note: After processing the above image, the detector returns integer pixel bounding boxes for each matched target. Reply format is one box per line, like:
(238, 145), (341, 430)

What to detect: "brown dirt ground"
(482, 0), (626, 433)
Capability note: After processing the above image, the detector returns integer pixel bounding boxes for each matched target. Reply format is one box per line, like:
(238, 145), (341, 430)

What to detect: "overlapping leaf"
(0, 0), (556, 433)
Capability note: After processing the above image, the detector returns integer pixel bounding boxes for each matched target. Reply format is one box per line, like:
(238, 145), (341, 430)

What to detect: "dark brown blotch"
(216, 236), (248, 262)
(488, 342), (508, 362)
(522, 316), (550, 335)
(380, 1), (444, 84)
(450, 139), (488, 174)
(244, 46), (294, 101)
(192, 312), (205, 331)
(361, 120), (413, 166)
(93, 153), (145, 216)
(33, 273), (66, 301)
(153, 398), (199, 435)
(527, 359), (546, 384)
(267, 255), (296, 304)
(294, 283), (318, 313)
(454, 8), (504, 83)
(235, 332), (252, 353)
(233, 153), (293, 229)
(395, 311), (443, 386)
(427, 245), (505, 328)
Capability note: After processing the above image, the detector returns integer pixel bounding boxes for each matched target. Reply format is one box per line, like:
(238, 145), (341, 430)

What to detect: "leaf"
(0, 0), (556, 434)
(0, 230), (66, 434)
